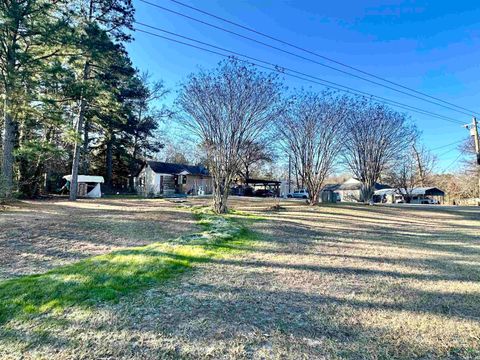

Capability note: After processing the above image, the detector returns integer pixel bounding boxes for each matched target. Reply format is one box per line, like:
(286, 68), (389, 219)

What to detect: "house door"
(159, 176), (164, 194)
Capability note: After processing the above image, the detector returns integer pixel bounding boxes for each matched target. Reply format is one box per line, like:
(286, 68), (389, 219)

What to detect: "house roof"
(63, 175), (104, 183)
(374, 187), (445, 196)
(337, 178), (390, 191)
(401, 187), (445, 196)
(322, 183), (340, 191)
(245, 178), (281, 185)
(147, 161), (210, 176)
(374, 188), (396, 196)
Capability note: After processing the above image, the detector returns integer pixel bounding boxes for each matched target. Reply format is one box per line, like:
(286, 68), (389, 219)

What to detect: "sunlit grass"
(0, 210), (256, 326)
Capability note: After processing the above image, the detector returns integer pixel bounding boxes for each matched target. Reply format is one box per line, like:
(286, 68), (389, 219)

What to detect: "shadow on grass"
(0, 216), (257, 327)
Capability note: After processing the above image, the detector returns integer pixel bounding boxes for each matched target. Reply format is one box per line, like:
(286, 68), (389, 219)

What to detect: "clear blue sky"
(126, 0), (480, 172)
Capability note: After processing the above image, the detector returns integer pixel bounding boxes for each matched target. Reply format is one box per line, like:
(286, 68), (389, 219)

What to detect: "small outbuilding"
(321, 183), (341, 203)
(63, 175), (104, 198)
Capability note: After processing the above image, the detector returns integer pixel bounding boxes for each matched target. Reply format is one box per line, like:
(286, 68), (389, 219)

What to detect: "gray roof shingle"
(147, 161), (210, 176)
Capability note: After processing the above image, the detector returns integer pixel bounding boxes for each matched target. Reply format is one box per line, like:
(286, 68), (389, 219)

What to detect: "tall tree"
(342, 98), (415, 202)
(0, 0), (68, 198)
(279, 91), (347, 205)
(178, 59), (284, 213)
(67, 0), (134, 201)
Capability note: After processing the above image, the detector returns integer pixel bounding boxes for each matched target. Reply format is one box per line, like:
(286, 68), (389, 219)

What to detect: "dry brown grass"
(1, 197), (479, 359)
(0, 198), (197, 279)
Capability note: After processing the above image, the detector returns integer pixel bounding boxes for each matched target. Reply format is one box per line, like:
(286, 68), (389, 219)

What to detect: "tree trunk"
(69, 61), (90, 201)
(17, 120), (29, 196)
(361, 180), (375, 203)
(309, 188), (321, 206)
(105, 133), (113, 191)
(1, 104), (15, 198)
(128, 136), (139, 191)
(81, 119), (90, 174)
(1, 41), (17, 199)
(212, 179), (228, 214)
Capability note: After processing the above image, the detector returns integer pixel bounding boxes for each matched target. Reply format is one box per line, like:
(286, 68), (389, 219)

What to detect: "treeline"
(0, 0), (166, 199)
(1, 2), (476, 206)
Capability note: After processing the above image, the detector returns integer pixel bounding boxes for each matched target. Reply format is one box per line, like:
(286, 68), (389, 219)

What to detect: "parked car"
(396, 196), (439, 205)
(254, 189), (275, 197)
(411, 197), (439, 205)
(287, 189), (309, 199)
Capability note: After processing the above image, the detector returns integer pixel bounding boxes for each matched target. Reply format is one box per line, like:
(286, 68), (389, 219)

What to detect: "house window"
(182, 175), (187, 184)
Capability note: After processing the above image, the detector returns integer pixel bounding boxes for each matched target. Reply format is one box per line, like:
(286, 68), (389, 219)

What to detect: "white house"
(135, 161), (212, 197)
(335, 177), (390, 202)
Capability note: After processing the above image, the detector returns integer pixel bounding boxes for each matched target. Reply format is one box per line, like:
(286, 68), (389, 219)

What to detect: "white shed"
(63, 175), (104, 198)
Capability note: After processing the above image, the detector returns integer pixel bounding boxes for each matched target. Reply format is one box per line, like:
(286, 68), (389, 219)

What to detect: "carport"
(408, 187), (445, 204)
(244, 178), (281, 196)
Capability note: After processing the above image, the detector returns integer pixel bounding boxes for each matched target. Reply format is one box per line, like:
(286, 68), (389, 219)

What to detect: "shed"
(320, 184), (341, 203)
(63, 175), (104, 198)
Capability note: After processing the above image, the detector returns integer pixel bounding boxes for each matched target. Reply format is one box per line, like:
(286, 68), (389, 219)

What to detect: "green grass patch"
(0, 211), (257, 326)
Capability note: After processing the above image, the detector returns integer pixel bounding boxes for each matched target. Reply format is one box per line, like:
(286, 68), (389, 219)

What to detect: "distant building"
(335, 177), (390, 202)
(320, 183), (341, 202)
(374, 187), (445, 204)
(135, 161), (212, 197)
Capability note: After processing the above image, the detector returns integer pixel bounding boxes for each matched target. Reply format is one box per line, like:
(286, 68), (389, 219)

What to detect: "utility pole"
(288, 154), (291, 194)
(466, 117), (480, 199)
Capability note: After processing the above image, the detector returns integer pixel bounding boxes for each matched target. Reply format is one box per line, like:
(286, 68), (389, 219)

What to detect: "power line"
(134, 23), (465, 125)
(430, 138), (465, 152)
(161, 0), (479, 117)
(138, 0), (473, 117)
(441, 151), (464, 173)
(134, 25), (463, 125)
(437, 147), (461, 158)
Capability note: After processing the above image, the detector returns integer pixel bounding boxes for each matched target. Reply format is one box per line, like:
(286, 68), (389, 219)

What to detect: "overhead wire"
(138, 0), (478, 118)
(430, 138), (465, 152)
(441, 151), (465, 172)
(163, 0), (479, 116)
(133, 23), (465, 125)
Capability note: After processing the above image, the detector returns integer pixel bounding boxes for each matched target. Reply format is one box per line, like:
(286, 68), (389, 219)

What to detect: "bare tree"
(237, 139), (275, 181)
(278, 91), (347, 205)
(177, 59), (284, 213)
(342, 98), (415, 202)
(412, 143), (436, 186)
(385, 142), (436, 202)
(127, 71), (170, 190)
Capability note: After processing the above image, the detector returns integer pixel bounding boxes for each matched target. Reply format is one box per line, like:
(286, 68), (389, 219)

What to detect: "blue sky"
(126, 0), (480, 172)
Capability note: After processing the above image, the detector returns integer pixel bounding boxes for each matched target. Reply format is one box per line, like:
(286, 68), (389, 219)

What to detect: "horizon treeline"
(0, 1), (477, 203)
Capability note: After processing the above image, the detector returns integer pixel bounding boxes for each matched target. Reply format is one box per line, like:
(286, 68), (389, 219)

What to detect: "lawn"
(0, 197), (479, 359)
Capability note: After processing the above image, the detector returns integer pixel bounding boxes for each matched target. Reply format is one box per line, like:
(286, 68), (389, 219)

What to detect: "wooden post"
(288, 154), (291, 194)
(471, 117), (480, 198)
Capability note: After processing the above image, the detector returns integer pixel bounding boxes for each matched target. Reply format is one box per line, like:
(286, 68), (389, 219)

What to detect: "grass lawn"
(0, 198), (479, 359)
